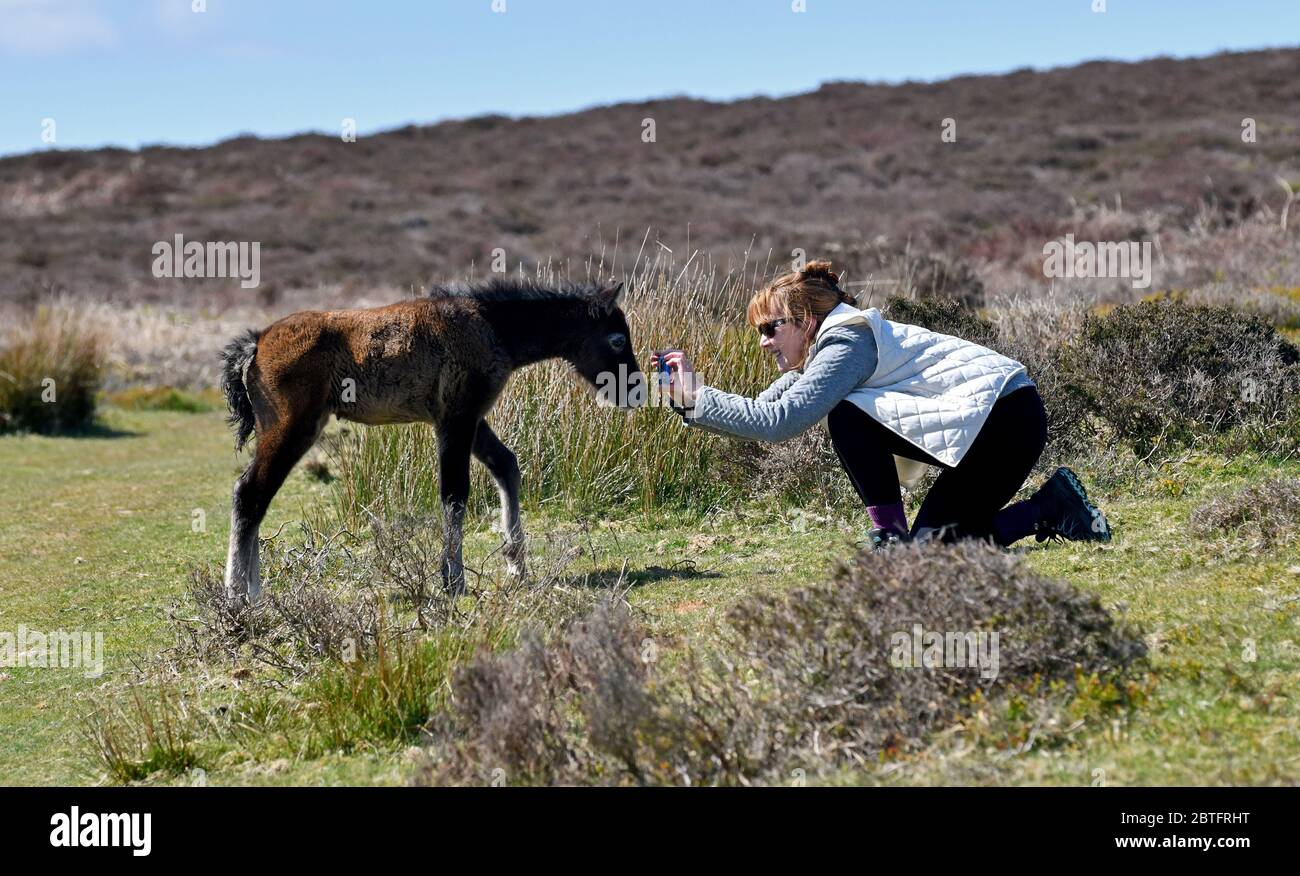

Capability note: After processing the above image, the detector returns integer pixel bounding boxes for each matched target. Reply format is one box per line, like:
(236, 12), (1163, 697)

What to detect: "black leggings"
(826, 386), (1048, 543)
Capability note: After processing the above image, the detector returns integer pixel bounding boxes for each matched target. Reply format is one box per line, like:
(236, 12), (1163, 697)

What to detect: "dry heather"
(418, 541), (1146, 786)
(1193, 476), (1300, 550)
(1061, 299), (1300, 459)
(3, 49), (1298, 308)
(87, 516), (607, 782)
(167, 517), (600, 679)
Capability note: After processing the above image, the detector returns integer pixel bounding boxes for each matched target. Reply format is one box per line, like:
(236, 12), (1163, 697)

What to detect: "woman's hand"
(650, 348), (700, 408)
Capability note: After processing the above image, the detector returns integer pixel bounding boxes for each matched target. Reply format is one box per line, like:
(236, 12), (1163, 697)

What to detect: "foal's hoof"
(224, 584), (258, 610)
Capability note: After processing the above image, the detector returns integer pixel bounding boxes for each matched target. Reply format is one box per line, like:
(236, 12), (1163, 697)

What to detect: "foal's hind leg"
(225, 413), (326, 604)
(437, 419), (476, 596)
(473, 419), (527, 579)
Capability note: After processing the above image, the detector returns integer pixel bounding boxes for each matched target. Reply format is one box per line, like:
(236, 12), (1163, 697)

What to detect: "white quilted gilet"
(812, 302), (1026, 479)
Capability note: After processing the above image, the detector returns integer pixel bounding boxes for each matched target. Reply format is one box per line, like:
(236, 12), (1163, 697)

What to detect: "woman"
(651, 261), (1110, 549)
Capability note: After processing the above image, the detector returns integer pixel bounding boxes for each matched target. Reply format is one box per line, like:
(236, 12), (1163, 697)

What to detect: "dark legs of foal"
(472, 419), (527, 580)
(437, 417), (529, 596)
(225, 413), (523, 603)
(226, 409), (329, 603)
(826, 387), (1049, 546)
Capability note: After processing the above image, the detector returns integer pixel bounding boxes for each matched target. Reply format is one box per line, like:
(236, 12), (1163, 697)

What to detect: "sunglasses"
(757, 318), (790, 339)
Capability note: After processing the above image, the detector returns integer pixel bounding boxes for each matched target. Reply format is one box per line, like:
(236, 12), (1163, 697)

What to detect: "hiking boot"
(863, 527), (908, 552)
(910, 525), (955, 546)
(1032, 467), (1112, 543)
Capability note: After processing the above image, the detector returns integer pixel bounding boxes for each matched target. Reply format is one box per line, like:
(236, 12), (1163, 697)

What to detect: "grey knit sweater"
(679, 324), (1035, 443)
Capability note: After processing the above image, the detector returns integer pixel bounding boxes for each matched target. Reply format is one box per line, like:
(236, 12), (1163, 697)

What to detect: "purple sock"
(868, 502), (909, 537)
(993, 499), (1039, 546)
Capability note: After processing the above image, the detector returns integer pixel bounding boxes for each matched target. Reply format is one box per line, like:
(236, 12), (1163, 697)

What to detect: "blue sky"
(2, 0), (1297, 157)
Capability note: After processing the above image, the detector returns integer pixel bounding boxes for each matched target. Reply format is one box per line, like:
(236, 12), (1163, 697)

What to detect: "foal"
(220, 277), (644, 604)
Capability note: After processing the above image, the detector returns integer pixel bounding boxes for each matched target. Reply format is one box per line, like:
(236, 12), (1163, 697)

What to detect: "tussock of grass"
(300, 625), (469, 756)
(82, 685), (209, 784)
(0, 307), (105, 433)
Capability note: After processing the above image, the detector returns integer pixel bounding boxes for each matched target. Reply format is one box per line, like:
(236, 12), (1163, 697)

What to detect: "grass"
(0, 306), (105, 434)
(2, 407), (1299, 785)
(860, 451), (1300, 785)
(104, 386), (220, 413)
(0, 407), (328, 784)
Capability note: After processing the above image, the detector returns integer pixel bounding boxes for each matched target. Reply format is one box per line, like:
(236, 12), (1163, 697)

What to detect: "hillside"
(2, 47), (1298, 306)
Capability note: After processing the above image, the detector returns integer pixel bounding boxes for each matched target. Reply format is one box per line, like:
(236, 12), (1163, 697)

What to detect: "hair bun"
(799, 260), (840, 288)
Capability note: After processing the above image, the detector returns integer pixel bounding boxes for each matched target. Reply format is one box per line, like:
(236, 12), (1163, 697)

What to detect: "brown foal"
(220, 277), (643, 603)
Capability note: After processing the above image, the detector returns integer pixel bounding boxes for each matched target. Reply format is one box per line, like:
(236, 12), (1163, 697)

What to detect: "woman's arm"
(661, 355), (796, 430)
(683, 327), (877, 443)
(756, 370), (800, 404)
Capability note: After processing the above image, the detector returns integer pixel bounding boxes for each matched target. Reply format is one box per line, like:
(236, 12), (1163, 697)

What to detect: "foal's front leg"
(437, 422), (475, 595)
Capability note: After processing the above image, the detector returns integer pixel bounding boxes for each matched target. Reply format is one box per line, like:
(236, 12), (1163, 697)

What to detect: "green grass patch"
(3, 410), (1300, 785)
(105, 386), (220, 413)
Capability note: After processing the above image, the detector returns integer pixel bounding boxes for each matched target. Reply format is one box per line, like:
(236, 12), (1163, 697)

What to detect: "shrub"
(170, 517), (583, 677)
(0, 307), (105, 433)
(714, 540), (1146, 773)
(171, 525), (385, 676)
(1192, 476), (1300, 549)
(429, 600), (657, 785)
(1060, 300), (1300, 458)
(419, 541), (1146, 785)
(881, 294), (1000, 347)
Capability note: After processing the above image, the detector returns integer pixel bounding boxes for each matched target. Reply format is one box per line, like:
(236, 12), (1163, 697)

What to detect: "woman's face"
(758, 314), (806, 373)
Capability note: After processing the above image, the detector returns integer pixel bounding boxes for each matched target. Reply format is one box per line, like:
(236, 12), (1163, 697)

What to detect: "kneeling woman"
(652, 261), (1110, 548)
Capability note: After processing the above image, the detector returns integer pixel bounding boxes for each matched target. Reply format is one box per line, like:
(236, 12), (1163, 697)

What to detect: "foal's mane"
(427, 275), (608, 305)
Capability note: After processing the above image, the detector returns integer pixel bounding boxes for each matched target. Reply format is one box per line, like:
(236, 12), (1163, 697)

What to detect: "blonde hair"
(746, 260), (856, 369)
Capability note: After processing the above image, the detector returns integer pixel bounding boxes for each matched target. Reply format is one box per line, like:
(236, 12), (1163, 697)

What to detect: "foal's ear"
(593, 280), (624, 315)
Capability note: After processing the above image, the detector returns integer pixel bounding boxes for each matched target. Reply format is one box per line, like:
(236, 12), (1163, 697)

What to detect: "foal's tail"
(220, 328), (260, 452)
